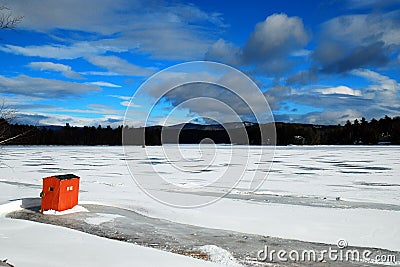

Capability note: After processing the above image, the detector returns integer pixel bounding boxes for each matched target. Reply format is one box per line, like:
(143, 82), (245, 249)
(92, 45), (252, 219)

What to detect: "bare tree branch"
(0, 130), (31, 145)
(0, 99), (16, 121)
(0, 99), (38, 145)
(0, 106), (21, 147)
(0, 7), (25, 145)
(0, 6), (23, 31)
(0, 99), (18, 144)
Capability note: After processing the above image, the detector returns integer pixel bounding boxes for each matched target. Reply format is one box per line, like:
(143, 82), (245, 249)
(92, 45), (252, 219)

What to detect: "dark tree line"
(275, 115), (400, 145)
(1, 115), (399, 146)
(1, 123), (122, 146)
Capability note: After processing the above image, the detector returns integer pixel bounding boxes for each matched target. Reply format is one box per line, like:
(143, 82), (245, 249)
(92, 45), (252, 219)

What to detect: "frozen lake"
(0, 145), (399, 265)
(1, 145), (399, 208)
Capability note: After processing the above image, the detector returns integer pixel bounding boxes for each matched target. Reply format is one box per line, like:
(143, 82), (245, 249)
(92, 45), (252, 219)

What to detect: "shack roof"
(48, 174), (80, 180)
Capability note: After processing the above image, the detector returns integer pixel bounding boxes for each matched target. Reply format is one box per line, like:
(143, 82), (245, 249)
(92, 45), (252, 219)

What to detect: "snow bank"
(198, 245), (242, 266)
(0, 200), (22, 216)
(0, 217), (223, 267)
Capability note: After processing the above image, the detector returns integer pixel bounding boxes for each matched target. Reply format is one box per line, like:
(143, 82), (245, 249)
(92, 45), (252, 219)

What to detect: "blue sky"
(0, 0), (399, 126)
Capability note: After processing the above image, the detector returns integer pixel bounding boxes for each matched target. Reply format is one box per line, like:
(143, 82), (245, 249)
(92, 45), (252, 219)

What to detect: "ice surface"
(84, 213), (123, 225)
(0, 145), (399, 266)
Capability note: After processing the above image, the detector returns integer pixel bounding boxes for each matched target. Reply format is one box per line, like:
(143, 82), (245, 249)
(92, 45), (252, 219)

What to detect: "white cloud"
(87, 55), (156, 76)
(273, 108), (363, 125)
(0, 75), (101, 98)
(205, 38), (240, 65)
(86, 81), (121, 88)
(108, 95), (131, 101)
(16, 112), (124, 127)
(5, 0), (130, 34)
(27, 61), (83, 79)
(120, 101), (141, 108)
(0, 42), (114, 59)
(242, 13), (309, 62)
(103, 25), (215, 60)
(206, 13), (310, 74)
(313, 11), (400, 73)
(318, 85), (362, 96)
(4, 0), (225, 61)
(321, 12), (400, 47)
(352, 69), (399, 88)
(80, 71), (120, 76)
(302, 109), (362, 125)
(6, 0), (225, 35)
(352, 69), (400, 104)
(108, 95), (140, 108)
(21, 103), (121, 116)
(270, 68), (400, 124)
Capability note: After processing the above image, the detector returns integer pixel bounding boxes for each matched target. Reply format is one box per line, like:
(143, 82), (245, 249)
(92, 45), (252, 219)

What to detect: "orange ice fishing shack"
(40, 174), (80, 212)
